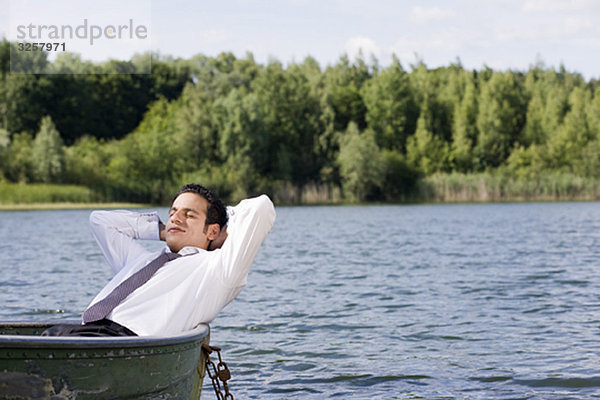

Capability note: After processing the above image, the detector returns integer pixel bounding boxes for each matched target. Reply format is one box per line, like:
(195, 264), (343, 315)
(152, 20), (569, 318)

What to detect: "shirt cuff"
(137, 212), (161, 240)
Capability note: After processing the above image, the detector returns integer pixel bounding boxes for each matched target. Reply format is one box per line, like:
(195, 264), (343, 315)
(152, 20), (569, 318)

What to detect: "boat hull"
(0, 321), (209, 400)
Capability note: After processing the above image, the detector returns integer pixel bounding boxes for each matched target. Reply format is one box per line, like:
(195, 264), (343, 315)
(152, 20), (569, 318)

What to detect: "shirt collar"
(165, 246), (203, 256)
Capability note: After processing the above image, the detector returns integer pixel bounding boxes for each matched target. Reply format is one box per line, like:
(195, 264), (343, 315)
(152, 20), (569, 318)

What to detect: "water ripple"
(3, 203), (600, 399)
(514, 377), (600, 388)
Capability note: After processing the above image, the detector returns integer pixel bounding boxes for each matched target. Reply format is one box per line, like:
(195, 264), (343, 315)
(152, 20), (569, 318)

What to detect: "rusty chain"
(202, 343), (234, 400)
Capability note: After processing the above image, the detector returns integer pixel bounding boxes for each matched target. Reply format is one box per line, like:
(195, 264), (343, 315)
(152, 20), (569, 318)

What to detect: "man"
(43, 184), (275, 337)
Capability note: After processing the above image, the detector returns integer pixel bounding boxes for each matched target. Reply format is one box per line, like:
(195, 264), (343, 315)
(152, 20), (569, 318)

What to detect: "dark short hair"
(173, 184), (228, 228)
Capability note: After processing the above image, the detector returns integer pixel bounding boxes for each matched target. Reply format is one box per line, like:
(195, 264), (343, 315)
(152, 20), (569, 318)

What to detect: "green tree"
(253, 61), (324, 185)
(187, 52), (260, 99)
(406, 96), (449, 174)
(106, 98), (183, 203)
(295, 57), (337, 188)
(174, 82), (218, 170)
(7, 41), (50, 74)
(543, 86), (569, 139)
(545, 87), (593, 174)
(86, 65), (153, 141)
(0, 73), (51, 135)
(505, 144), (545, 180)
(587, 87), (600, 141)
(324, 54), (371, 132)
(409, 62), (455, 146)
(362, 56), (417, 151)
(31, 116), (65, 183)
(523, 89), (546, 146)
(40, 74), (97, 145)
(523, 67), (574, 148)
(64, 135), (112, 194)
(0, 39), (9, 79)
(0, 128), (9, 179)
(4, 132), (34, 183)
(337, 122), (384, 202)
(52, 52), (96, 74)
(475, 71), (526, 168)
(380, 149), (420, 201)
(434, 63), (469, 143)
(150, 56), (192, 101)
(211, 89), (268, 198)
(451, 74), (478, 171)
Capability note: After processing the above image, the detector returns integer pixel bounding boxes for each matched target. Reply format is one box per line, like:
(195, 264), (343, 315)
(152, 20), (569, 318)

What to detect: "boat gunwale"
(0, 320), (210, 349)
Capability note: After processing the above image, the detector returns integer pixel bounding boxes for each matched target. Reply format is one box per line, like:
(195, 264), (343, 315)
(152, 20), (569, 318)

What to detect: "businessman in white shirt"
(43, 183), (276, 337)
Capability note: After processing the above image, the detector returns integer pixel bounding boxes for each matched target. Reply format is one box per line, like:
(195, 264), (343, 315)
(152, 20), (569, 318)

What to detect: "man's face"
(166, 192), (219, 252)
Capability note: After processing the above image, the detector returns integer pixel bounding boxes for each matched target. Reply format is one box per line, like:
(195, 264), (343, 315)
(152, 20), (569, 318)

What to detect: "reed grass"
(272, 182), (343, 205)
(418, 173), (600, 203)
(2, 174), (599, 209)
(0, 182), (95, 205)
(0, 202), (151, 211)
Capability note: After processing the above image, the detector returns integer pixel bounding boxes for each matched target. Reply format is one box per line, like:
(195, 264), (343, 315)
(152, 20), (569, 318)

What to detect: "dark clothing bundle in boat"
(41, 318), (137, 337)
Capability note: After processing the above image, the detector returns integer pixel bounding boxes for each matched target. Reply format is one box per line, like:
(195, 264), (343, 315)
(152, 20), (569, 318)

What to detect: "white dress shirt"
(85, 195), (275, 336)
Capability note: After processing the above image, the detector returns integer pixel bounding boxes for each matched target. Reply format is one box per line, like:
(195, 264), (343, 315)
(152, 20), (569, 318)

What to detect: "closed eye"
(170, 207), (200, 219)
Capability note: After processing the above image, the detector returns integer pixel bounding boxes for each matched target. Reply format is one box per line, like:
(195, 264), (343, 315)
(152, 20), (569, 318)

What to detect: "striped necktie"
(83, 252), (181, 324)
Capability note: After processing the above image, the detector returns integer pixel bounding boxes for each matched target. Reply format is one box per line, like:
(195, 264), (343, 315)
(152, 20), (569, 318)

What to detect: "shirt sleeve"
(89, 210), (160, 274)
(216, 194), (276, 287)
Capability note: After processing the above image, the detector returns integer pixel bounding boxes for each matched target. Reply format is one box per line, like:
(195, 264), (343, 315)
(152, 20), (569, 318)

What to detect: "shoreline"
(1, 196), (599, 211)
(0, 202), (151, 211)
(2, 173), (599, 209)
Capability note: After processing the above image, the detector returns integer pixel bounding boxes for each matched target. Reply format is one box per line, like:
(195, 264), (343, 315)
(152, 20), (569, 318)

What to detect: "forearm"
(218, 195), (276, 284)
(90, 210), (161, 273)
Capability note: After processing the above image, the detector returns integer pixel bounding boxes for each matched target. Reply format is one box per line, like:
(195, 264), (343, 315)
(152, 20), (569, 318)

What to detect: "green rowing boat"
(0, 321), (209, 399)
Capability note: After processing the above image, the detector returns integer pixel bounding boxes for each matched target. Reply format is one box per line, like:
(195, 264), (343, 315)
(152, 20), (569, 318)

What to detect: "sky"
(1, 0), (600, 79)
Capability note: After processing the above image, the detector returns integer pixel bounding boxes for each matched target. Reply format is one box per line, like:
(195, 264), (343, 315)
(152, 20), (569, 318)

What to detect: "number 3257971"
(17, 42), (66, 51)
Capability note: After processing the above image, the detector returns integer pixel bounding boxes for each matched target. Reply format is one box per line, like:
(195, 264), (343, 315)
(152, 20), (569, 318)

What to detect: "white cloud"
(495, 25), (541, 42)
(392, 30), (463, 54)
(0, 4), (6, 39)
(199, 29), (231, 45)
(410, 6), (455, 24)
(388, 31), (466, 68)
(288, 0), (313, 5)
(344, 36), (381, 60)
(522, 0), (599, 12)
(244, 42), (269, 60)
(495, 14), (596, 43)
(234, 0), (264, 5)
(562, 16), (594, 35)
(332, 0), (386, 18)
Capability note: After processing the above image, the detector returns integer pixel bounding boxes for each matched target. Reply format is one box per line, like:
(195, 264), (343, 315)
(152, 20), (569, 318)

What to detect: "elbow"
(89, 210), (111, 229)
(256, 194), (276, 228)
(89, 210), (104, 227)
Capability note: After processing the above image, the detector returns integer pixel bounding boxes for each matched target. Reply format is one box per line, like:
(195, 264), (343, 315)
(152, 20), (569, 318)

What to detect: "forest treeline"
(1, 39), (600, 204)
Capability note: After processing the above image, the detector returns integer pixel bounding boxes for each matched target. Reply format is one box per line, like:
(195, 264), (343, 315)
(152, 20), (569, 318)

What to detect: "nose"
(170, 209), (184, 224)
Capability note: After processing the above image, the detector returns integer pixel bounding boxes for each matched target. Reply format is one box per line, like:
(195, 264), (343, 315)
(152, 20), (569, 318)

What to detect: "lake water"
(1, 202), (600, 399)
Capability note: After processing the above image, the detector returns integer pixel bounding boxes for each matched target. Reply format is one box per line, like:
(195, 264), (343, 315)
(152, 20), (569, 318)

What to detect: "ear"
(206, 223), (221, 241)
